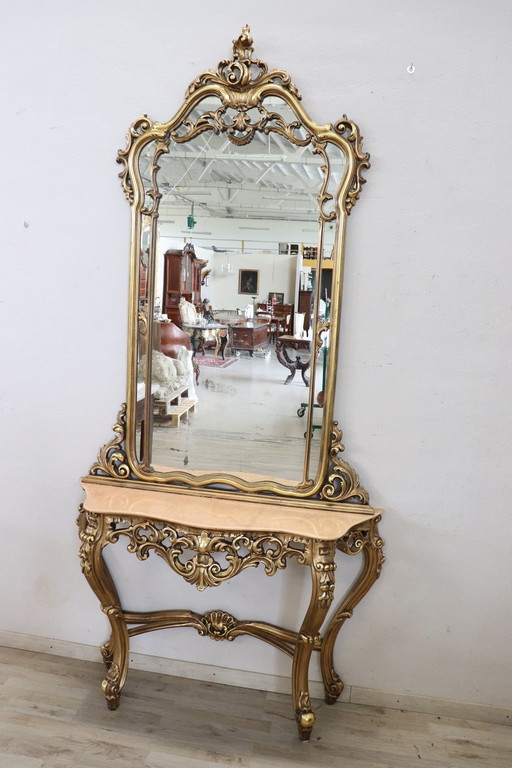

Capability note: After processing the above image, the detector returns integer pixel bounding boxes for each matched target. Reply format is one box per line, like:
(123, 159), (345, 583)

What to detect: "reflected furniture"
(229, 321), (269, 356)
(298, 290), (313, 332)
(162, 244), (206, 326)
(257, 302), (294, 340)
(276, 335), (312, 386)
(183, 322), (229, 360)
(80, 28), (383, 743)
(153, 385), (196, 428)
(154, 319), (200, 384)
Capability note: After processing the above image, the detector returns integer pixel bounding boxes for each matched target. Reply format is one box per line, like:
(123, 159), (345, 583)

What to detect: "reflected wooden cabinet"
(230, 321), (269, 356)
(162, 244), (203, 326)
(298, 290), (313, 332)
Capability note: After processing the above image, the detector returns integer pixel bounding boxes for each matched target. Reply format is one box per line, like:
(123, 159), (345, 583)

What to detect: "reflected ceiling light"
(187, 202), (197, 229)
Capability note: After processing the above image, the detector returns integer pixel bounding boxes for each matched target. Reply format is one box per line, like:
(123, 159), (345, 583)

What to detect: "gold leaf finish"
(80, 29), (383, 743)
(186, 25), (301, 100)
(89, 405), (131, 480)
(77, 501), (384, 740)
(106, 518), (308, 590)
(320, 423), (370, 504)
(102, 26), (372, 498)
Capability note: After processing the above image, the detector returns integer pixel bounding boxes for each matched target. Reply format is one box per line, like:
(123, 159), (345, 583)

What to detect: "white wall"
(1, 0), (511, 710)
(158, 216), (307, 309)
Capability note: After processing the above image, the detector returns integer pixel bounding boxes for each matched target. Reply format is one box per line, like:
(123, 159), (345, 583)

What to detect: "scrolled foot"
(102, 663), (122, 710)
(324, 673), (344, 705)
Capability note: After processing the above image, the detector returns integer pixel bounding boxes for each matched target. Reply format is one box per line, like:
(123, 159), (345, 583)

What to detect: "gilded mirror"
(92, 27), (370, 503)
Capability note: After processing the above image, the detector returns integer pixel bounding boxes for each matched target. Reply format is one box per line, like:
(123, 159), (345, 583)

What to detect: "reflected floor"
(150, 349), (323, 483)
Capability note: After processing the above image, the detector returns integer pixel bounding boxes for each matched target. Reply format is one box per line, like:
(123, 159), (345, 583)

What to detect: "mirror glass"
(134, 95), (347, 485)
(113, 30), (371, 500)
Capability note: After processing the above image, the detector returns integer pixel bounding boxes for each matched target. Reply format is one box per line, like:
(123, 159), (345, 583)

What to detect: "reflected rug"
(195, 355), (238, 369)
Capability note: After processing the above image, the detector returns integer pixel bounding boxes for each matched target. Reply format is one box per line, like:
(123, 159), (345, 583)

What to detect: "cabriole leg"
(320, 518), (385, 704)
(292, 539), (336, 741)
(77, 508), (130, 710)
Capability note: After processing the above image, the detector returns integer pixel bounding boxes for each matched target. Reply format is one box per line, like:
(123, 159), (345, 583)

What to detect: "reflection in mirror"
(135, 97), (346, 484)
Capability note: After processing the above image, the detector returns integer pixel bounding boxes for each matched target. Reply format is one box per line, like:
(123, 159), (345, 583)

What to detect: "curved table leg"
(275, 345), (297, 384)
(300, 361), (310, 387)
(219, 331), (228, 360)
(292, 539), (337, 741)
(276, 342), (311, 386)
(320, 517), (385, 704)
(77, 508), (130, 710)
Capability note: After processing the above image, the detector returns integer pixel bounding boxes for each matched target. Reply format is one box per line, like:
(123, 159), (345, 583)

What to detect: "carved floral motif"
(77, 506), (100, 575)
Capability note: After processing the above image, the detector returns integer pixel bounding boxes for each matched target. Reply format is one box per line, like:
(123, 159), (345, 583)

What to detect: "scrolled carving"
(315, 321), (330, 353)
(320, 422), (370, 504)
(324, 672), (345, 704)
(297, 690), (312, 712)
(89, 404), (131, 480)
(101, 640), (113, 668)
(333, 116), (370, 214)
(339, 515), (385, 572)
(77, 506), (100, 575)
(117, 115), (158, 204)
(312, 142), (337, 223)
(107, 518), (309, 591)
(186, 25), (301, 100)
(102, 662), (121, 710)
(140, 138), (168, 216)
(313, 543), (337, 608)
(172, 104), (311, 149)
(138, 310), (148, 337)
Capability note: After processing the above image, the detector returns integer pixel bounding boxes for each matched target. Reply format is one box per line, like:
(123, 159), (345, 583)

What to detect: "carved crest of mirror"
(91, 26), (370, 505)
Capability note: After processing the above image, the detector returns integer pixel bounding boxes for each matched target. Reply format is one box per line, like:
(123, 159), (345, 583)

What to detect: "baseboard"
(1, 630), (510, 727)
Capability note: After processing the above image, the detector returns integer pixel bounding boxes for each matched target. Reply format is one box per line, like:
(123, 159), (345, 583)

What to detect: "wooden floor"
(0, 646), (510, 767)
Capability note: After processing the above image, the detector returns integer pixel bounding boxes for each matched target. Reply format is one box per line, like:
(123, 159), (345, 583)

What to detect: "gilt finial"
(233, 25), (253, 60)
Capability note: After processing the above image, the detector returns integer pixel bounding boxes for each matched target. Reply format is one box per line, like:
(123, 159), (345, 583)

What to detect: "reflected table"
(183, 322), (229, 360)
(276, 335), (312, 386)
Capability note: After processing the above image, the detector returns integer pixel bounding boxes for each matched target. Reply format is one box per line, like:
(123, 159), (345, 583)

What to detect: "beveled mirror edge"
(89, 26), (371, 506)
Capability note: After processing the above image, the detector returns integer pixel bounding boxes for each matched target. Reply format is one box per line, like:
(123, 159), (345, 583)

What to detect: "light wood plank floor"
(0, 646), (510, 767)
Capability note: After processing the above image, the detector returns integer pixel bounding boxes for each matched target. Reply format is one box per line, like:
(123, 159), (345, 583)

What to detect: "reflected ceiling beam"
(197, 139), (231, 181)
(162, 148), (343, 167)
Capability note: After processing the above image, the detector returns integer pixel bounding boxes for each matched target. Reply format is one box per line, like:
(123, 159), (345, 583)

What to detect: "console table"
(78, 478), (384, 741)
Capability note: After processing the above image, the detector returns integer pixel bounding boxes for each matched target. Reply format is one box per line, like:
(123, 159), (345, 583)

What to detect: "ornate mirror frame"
(91, 27), (370, 506)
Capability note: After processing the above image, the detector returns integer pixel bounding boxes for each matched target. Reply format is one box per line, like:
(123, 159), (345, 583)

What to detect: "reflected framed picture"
(269, 292), (284, 304)
(238, 269), (259, 295)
